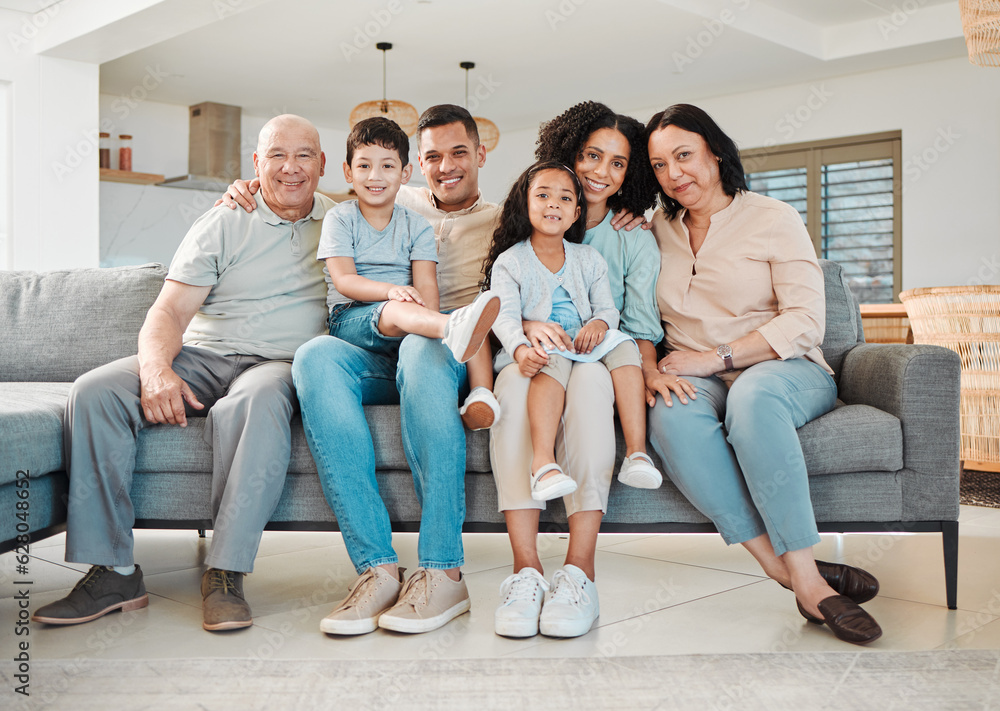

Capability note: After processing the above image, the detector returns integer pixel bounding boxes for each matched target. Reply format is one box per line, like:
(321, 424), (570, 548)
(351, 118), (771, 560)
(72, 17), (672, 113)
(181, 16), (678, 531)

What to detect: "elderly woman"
(641, 104), (882, 645)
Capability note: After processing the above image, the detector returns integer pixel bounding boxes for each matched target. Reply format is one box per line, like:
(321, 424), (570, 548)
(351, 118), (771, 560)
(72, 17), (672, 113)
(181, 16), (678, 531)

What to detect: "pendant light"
(350, 43), (419, 135)
(960, 0), (1000, 67)
(460, 61), (500, 152)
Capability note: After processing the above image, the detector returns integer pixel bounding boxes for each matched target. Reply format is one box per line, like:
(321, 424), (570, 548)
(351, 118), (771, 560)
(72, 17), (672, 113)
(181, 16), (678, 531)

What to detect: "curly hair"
(645, 104), (748, 219)
(481, 160), (587, 290)
(535, 101), (657, 218)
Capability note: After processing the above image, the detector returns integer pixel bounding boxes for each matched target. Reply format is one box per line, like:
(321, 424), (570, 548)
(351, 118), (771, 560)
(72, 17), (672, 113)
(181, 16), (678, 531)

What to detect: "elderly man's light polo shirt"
(167, 192), (336, 361)
(396, 185), (499, 312)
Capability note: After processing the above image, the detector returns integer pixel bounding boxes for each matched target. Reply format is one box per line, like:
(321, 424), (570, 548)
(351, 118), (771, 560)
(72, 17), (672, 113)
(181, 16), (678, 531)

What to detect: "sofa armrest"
(839, 343), (961, 519)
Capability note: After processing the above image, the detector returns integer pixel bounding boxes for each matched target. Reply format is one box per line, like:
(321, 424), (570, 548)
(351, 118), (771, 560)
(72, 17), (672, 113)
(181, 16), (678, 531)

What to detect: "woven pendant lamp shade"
(349, 100), (419, 136)
(474, 117), (500, 152)
(960, 0), (1000, 67)
(349, 43), (418, 136)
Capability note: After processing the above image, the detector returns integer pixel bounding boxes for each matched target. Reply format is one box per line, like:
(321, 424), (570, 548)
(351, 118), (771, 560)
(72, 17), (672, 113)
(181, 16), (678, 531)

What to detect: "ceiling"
(83, 0), (969, 132)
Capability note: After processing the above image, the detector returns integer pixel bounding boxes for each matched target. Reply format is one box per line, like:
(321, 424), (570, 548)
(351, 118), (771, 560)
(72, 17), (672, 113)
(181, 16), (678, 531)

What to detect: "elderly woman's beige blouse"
(650, 190), (833, 375)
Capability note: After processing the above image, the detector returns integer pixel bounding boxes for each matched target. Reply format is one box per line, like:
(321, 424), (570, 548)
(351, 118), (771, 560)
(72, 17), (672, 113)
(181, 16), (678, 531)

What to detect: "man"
(32, 115), (333, 632)
(220, 105), (500, 634)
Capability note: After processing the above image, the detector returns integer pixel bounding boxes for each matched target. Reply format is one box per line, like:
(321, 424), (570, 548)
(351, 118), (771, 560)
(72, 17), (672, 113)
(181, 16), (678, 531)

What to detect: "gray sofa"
(0, 260), (962, 607)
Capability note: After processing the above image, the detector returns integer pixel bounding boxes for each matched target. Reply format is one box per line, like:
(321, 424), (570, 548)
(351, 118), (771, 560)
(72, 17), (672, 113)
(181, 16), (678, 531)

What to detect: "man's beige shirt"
(397, 185), (499, 312)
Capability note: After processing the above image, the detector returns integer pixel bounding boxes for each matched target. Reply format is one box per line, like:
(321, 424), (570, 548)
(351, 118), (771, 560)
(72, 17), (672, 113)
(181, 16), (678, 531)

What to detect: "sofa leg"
(942, 520), (958, 610)
(198, 529), (206, 539)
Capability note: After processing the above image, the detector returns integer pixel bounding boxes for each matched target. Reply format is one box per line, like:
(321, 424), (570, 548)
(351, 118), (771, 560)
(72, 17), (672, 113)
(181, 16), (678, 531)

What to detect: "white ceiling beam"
(655, 0), (828, 59)
(657, 0), (963, 61)
(33, 0), (275, 64)
(823, 2), (964, 60)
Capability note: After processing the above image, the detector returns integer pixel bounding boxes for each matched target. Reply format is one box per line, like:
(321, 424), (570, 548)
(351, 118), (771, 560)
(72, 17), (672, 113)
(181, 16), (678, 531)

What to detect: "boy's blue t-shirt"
(317, 200), (438, 310)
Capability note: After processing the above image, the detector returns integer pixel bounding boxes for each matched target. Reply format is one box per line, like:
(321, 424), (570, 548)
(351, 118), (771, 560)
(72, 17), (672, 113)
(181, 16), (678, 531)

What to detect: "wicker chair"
(900, 285), (1000, 472)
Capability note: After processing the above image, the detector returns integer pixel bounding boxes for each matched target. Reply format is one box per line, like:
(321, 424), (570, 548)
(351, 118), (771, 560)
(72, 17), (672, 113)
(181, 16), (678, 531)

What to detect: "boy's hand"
(214, 178), (260, 211)
(513, 344), (549, 378)
(387, 285), (425, 306)
(574, 320), (608, 354)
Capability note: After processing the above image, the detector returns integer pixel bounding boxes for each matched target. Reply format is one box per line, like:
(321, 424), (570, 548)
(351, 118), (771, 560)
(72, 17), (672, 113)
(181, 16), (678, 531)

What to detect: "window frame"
(741, 130), (903, 303)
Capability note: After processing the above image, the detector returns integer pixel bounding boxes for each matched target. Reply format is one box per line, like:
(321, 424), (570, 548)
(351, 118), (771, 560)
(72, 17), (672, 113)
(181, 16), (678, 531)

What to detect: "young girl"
(488, 105), (660, 640)
(484, 160), (661, 504)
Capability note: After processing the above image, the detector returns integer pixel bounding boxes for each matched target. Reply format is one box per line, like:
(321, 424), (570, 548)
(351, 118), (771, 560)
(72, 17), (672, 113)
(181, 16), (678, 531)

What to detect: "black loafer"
(798, 594), (882, 645)
(815, 561), (879, 604)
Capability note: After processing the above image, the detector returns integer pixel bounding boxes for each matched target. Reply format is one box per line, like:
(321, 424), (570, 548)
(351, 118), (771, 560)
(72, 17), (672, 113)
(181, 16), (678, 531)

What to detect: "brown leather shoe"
(815, 561), (879, 604)
(798, 594), (882, 645)
(201, 569), (252, 631)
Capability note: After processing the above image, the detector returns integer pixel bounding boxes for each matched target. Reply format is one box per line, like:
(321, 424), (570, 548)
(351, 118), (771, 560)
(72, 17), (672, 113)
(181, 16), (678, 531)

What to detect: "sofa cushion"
(818, 259), (864, 379)
(134, 406), (494, 475)
(0, 382), (72, 484)
(798, 401), (903, 476)
(0, 263), (166, 383)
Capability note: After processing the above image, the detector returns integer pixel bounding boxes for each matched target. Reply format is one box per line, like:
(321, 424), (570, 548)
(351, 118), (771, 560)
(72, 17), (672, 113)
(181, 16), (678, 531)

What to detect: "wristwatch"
(716, 344), (734, 372)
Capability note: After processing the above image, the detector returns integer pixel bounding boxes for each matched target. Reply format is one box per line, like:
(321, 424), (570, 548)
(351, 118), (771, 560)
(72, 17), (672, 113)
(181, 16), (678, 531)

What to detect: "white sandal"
(618, 452), (663, 489)
(530, 463), (578, 502)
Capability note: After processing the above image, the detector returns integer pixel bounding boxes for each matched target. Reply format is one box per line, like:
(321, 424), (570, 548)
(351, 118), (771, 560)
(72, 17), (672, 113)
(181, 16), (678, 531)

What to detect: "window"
(742, 132), (902, 304)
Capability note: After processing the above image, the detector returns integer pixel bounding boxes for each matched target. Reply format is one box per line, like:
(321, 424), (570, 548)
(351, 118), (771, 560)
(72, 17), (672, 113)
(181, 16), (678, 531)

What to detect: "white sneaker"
(442, 291), (500, 363)
(530, 463), (577, 502)
(618, 452), (663, 489)
(460, 386), (502, 430)
(494, 567), (550, 638)
(539, 564), (599, 638)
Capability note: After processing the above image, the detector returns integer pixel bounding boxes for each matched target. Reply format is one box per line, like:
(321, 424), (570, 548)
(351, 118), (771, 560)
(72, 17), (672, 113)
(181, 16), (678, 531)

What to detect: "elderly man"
(33, 114), (332, 632)
(221, 105), (501, 634)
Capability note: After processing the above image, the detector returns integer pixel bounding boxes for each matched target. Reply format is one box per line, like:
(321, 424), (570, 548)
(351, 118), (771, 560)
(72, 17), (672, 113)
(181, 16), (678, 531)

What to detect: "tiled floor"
(2, 504), (999, 662)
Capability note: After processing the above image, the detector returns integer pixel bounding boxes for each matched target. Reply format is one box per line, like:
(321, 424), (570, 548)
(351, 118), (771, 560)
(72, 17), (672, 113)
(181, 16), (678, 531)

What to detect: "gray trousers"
(63, 346), (296, 573)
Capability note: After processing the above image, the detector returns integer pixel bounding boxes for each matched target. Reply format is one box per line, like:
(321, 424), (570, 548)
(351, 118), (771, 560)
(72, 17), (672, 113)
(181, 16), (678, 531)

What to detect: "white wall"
(98, 98), (352, 267)
(1, 9), (100, 271)
(480, 57), (1000, 291)
(0, 80), (9, 270)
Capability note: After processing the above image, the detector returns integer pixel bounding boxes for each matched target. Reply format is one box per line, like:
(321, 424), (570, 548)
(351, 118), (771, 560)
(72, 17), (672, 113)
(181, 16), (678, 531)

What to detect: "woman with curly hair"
(487, 102), (662, 639)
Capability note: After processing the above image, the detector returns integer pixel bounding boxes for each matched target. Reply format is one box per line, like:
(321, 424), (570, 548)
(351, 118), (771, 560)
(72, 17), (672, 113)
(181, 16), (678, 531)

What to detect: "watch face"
(717, 344), (732, 358)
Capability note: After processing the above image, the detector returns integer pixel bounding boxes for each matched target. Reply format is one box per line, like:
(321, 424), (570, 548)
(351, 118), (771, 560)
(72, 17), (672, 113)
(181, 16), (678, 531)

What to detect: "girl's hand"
(523, 320), (575, 354)
(657, 350), (720, 378)
(642, 366), (698, 408)
(387, 285), (425, 306)
(514, 344), (549, 378)
(611, 209), (651, 231)
(574, 320), (607, 354)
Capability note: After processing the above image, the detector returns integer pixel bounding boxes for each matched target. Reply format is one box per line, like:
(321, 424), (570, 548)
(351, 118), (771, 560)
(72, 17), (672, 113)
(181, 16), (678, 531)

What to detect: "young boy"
(319, 116), (500, 427)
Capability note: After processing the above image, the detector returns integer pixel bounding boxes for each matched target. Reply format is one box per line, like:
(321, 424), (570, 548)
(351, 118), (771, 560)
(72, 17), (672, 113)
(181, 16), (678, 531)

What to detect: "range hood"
(158, 102), (241, 191)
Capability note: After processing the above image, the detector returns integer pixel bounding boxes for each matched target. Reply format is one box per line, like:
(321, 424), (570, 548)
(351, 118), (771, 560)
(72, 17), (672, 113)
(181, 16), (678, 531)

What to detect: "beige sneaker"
(377, 567), (471, 633)
(320, 566), (404, 635)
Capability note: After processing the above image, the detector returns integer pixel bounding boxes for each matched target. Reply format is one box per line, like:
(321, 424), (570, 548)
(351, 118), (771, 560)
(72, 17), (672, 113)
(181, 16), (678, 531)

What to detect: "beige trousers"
(489, 361), (616, 516)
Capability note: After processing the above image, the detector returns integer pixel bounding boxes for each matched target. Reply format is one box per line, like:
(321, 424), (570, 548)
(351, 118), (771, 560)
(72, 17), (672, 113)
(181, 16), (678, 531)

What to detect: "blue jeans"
(328, 300), (402, 357)
(647, 358), (836, 557)
(292, 333), (469, 574)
